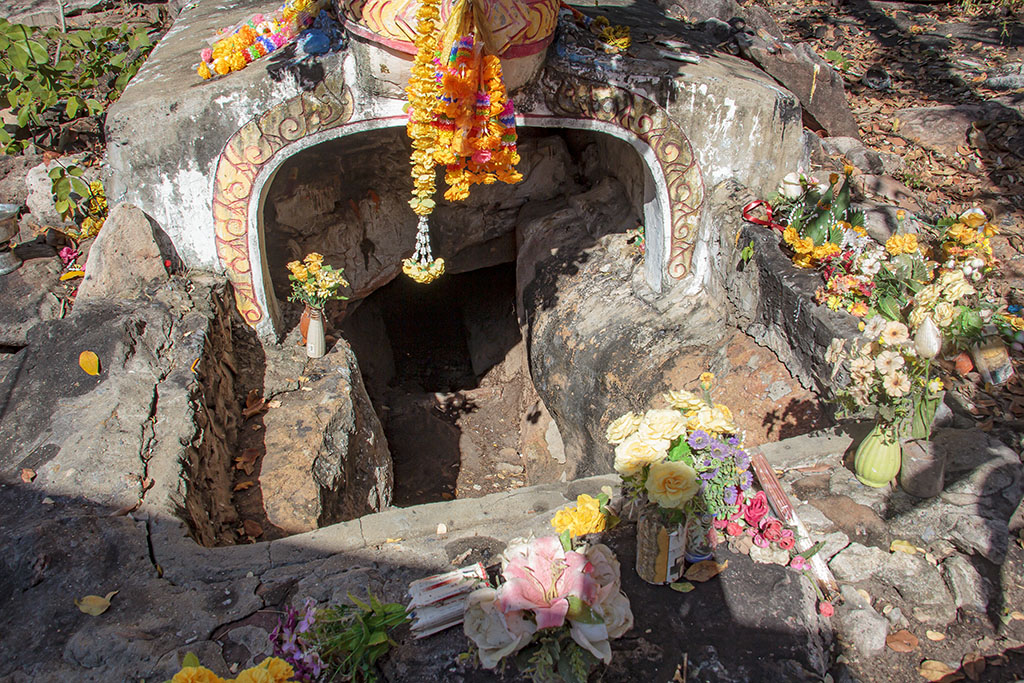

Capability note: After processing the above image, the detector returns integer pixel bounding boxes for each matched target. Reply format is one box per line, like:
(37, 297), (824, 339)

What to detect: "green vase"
(853, 423), (902, 488)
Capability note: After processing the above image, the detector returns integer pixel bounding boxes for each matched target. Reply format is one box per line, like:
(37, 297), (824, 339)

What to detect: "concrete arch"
(211, 71), (703, 338)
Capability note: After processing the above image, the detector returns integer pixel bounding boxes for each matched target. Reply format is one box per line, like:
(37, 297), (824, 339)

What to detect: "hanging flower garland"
(402, 0), (523, 284)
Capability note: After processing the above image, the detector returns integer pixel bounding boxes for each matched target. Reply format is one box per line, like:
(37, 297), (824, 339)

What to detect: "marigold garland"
(402, 0), (523, 283)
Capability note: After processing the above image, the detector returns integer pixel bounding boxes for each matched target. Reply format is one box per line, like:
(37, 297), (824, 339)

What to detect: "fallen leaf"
(20, 468), (36, 483)
(78, 350), (100, 376)
(385, 537), (403, 543)
(926, 630), (946, 641)
(242, 519), (263, 537)
(917, 660), (960, 682)
(59, 270), (84, 281)
(684, 559), (728, 582)
(242, 389), (267, 419)
(75, 590), (118, 616)
(233, 481), (255, 492)
(887, 630), (920, 652)
(962, 652), (985, 681)
(1011, 611), (1024, 621)
(670, 581), (695, 592)
(891, 539), (917, 554)
(234, 448), (260, 475)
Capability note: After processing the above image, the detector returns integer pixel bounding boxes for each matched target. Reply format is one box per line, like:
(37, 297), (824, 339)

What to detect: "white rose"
(605, 411), (642, 444)
(569, 621), (612, 664)
(777, 171), (803, 199)
(663, 390), (705, 412)
(463, 588), (536, 669)
(594, 589), (633, 639)
(638, 409), (687, 442)
(932, 301), (956, 327)
(586, 543), (622, 602)
(613, 434), (669, 476)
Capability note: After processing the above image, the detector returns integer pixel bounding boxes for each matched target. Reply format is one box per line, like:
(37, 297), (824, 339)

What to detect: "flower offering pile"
(168, 653), (299, 682)
(462, 535), (632, 681)
(286, 252), (349, 310)
(196, 0), (328, 79)
(403, 0), (523, 283)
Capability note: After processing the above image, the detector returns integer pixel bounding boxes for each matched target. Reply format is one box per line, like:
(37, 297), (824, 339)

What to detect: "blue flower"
(689, 429), (711, 450)
(700, 468), (719, 481)
(739, 470), (753, 490)
(723, 486), (738, 505)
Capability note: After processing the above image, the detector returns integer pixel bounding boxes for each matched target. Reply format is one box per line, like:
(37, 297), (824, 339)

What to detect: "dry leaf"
(79, 351), (100, 376)
(917, 660), (960, 682)
(385, 537), (403, 543)
(75, 590), (118, 616)
(242, 519), (263, 538)
(233, 480), (255, 492)
(20, 468), (36, 483)
(891, 539), (917, 554)
(961, 653), (985, 681)
(1011, 611), (1024, 621)
(110, 501), (140, 517)
(684, 559), (728, 582)
(887, 630), (920, 652)
(242, 389), (267, 419)
(234, 449), (259, 475)
(59, 270), (84, 281)
(926, 630), (946, 641)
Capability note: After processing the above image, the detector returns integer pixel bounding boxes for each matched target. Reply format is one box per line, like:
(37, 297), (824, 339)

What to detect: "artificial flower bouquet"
(774, 169), (868, 269)
(462, 535), (632, 682)
(286, 252), (349, 310)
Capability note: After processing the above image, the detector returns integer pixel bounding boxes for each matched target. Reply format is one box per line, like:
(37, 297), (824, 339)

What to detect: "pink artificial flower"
(472, 149), (492, 165)
(498, 536), (598, 630)
(725, 521), (743, 537)
(818, 601), (834, 618)
(58, 246), (80, 266)
(778, 536), (795, 550)
(752, 532), (769, 548)
(713, 519), (729, 531)
(743, 491), (769, 526)
(790, 555), (810, 571)
(758, 516), (783, 543)
(201, 47), (214, 63)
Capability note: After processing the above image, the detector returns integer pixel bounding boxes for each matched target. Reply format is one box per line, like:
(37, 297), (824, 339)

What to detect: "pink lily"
(498, 536), (598, 629)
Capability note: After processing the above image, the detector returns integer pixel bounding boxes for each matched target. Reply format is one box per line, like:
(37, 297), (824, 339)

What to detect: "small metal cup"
(0, 203), (22, 276)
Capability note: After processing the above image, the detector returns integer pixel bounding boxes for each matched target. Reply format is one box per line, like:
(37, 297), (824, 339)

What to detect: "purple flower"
(735, 450), (750, 471)
(688, 430), (711, 450)
(710, 442), (728, 460)
(270, 600), (323, 682)
(723, 486), (738, 505)
(728, 436), (740, 446)
(700, 468), (719, 481)
(739, 470), (753, 490)
(700, 457), (715, 469)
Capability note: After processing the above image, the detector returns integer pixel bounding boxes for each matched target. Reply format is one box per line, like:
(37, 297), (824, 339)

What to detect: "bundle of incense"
(749, 448), (839, 599)
(407, 563), (488, 638)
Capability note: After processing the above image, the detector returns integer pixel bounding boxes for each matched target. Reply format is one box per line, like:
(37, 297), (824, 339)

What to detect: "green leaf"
(54, 198), (70, 215)
(367, 631), (387, 646)
(16, 105), (29, 128)
(70, 177), (89, 197)
(565, 595), (602, 624)
(53, 59), (75, 72)
(559, 528), (572, 552)
(65, 96), (79, 118)
(54, 176), (71, 200)
(181, 652), (200, 668)
(26, 39), (47, 63)
(8, 43), (29, 71)
(85, 98), (103, 115)
(667, 438), (692, 463)
(48, 167), (64, 180)
(66, 33), (85, 49)
(670, 581), (695, 592)
(67, 165), (85, 177)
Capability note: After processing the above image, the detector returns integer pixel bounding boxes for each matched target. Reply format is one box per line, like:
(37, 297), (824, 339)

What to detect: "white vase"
(306, 307), (325, 358)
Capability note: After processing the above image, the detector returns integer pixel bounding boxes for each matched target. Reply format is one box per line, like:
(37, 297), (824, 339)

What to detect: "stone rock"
(851, 175), (922, 213)
(942, 554), (990, 613)
(0, 152), (42, 204)
(820, 137), (904, 176)
(949, 514), (1010, 564)
(874, 552), (956, 626)
(935, 428), (1024, 520)
(0, 256), (63, 346)
(656, 0), (784, 38)
(749, 543), (792, 565)
(760, 431), (851, 471)
(261, 339), (392, 534)
(794, 504), (834, 534)
(22, 155), (97, 229)
(897, 96), (1024, 157)
(739, 38), (860, 138)
(4, 0), (107, 27)
(860, 203), (920, 243)
(816, 531), (851, 562)
(76, 204), (168, 304)
(810, 495), (890, 549)
(836, 585), (888, 657)
(829, 543), (888, 583)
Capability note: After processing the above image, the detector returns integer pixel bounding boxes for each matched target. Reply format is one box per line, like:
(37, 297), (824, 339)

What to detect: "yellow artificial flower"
(645, 461), (699, 509)
(699, 372), (715, 387)
(638, 408), (687, 442)
(606, 411), (642, 444)
(613, 434), (668, 477)
(551, 494), (607, 537)
(198, 62), (213, 79)
(254, 657), (295, 683)
(928, 378), (944, 393)
(233, 668), (275, 683)
(932, 301), (956, 327)
(171, 667), (225, 683)
(663, 390), (704, 412)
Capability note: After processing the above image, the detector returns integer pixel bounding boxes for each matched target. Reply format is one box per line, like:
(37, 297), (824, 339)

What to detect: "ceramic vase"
(635, 507), (685, 585)
(853, 422), (901, 488)
(899, 438), (945, 498)
(306, 307), (325, 358)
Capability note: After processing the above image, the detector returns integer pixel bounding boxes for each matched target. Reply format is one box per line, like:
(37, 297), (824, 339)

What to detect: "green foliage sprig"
(309, 592), (409, 683)
(0, 18), (153, 154)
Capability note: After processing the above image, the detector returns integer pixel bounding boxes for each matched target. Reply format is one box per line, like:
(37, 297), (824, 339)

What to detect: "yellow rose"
(645, 461), (699, 509)
(172, 667), (225, 683)
(637, 409), (687, 442)
(291, 264), (309, 282)
(613, 434), (668, 477)
(932, 301), (956, 327)
(663, 390), (704, 412)
(915, 284), (941, 309)
(551, 494), (607, 537)
(686, 406), (736, 435)
(605, 411), (641, 444)
(942, 277), (975, 304)
(255, 658), (294, 683)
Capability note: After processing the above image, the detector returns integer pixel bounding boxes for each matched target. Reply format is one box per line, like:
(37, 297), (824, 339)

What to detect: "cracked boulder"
(260, 339), (392, 534)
